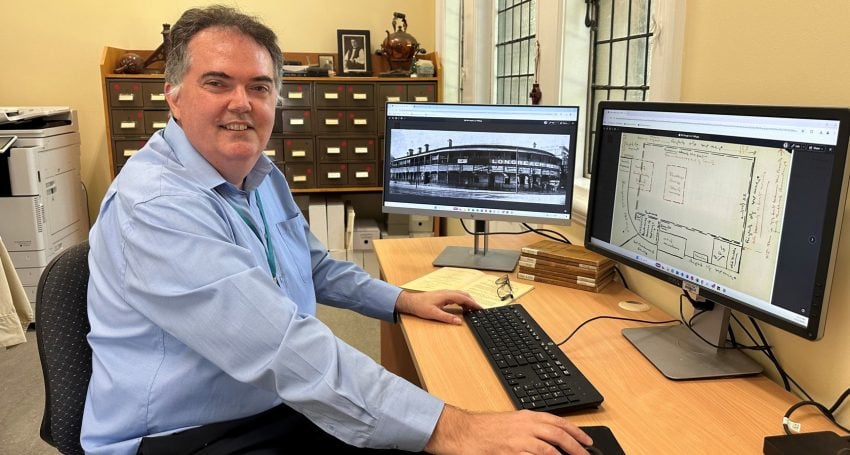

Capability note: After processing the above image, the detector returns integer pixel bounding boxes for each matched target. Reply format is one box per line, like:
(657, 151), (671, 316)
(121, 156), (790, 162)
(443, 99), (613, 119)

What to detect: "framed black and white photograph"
(337, 29), (371, 76)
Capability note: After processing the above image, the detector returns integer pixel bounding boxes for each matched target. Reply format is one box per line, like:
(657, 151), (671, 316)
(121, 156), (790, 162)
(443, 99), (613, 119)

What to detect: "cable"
(521, 223), (571, 244)
(612, 265), (628, 289)
(555, 315), (679, 347)
(677, 294), (768, 352)
(783, 388), (850, 435)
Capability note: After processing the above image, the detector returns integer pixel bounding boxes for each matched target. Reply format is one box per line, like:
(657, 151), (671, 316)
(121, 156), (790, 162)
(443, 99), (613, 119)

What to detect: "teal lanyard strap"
(226, 190), (277, 282)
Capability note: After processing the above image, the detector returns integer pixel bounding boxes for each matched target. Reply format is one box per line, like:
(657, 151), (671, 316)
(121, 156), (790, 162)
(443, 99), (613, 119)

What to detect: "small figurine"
(376, 12), (426, 77)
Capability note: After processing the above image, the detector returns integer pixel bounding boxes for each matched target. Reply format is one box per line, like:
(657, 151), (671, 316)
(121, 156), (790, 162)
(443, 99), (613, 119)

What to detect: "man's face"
(165, 27), (277, 182)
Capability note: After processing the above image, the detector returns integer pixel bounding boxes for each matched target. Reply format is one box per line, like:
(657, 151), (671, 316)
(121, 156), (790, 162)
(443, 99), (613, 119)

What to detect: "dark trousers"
(137, 403), (418, 454)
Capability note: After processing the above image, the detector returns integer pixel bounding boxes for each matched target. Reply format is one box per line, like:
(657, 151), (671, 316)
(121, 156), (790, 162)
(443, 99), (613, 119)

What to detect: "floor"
(0, 307), (380, 454)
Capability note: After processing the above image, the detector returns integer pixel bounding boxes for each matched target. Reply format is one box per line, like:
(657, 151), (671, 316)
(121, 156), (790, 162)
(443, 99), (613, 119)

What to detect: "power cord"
(555, 315), (679, 347)
(457, 219), (572, 245)
(783, 388), (850, 435)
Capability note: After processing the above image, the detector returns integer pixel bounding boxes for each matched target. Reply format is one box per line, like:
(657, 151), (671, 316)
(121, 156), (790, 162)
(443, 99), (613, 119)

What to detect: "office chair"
(35, 240), (90, 455)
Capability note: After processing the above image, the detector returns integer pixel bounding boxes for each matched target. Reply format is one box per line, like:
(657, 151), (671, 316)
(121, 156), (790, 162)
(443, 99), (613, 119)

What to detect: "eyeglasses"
(495, 274), (514, 301)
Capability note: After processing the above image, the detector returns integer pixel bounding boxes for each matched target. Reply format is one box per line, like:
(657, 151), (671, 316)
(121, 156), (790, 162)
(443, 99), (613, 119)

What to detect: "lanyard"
(226, 190), (277, 283)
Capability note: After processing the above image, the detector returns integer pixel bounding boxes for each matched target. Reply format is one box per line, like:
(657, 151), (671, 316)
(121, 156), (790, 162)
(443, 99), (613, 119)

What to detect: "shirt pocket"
(274, 216), (313, 285)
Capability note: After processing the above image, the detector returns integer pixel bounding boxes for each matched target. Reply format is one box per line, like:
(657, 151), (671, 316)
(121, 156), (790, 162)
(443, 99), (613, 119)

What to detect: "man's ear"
(164, 82), (181, 121)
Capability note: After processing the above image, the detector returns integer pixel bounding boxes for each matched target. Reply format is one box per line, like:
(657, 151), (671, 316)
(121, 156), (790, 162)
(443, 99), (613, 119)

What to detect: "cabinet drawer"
(407, 83), (437, 102)
(113, 139), (149, 166)
(346, 84), (375, 107)
(316, 110), (347, 134)
(142, 82), (168, 107)
(378, 84), (407, 104)
(317, 163), (349, 186)
(262, 138), (284, 162)
(346, 111), (375, 133)
(348, 163), (378, 187)
(281, 110), (312, 133)
(143, 111), (170, 134)
(107, 80), (144, 107)
(284, 138), (314, 161)
(348, 138), (377, 161)
(111, 110), (145, 135)
(284, 163), (315, 189)
(316, 138), (348, 162)
(314, 83), (347, 107)
(281, 83), (312, 107)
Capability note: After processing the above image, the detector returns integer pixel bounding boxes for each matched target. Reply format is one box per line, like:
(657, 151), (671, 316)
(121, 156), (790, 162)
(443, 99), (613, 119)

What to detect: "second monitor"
(382, 103), (580, 271)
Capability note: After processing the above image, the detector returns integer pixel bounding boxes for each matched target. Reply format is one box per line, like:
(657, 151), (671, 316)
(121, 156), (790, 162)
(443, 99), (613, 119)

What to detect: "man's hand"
(425, 405), (593, 454)
(394, 290), (480, 325)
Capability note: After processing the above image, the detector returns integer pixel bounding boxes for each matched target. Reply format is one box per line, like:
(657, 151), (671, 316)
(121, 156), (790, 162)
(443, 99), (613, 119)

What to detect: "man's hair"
(164, 5), (283, 96)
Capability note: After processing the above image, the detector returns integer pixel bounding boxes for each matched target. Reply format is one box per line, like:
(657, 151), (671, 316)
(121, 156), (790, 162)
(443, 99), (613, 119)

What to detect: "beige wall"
(0, 0), (435, 221)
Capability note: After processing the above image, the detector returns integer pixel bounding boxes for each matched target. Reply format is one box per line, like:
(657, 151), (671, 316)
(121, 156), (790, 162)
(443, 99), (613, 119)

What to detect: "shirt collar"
(162, 118), (275, 192)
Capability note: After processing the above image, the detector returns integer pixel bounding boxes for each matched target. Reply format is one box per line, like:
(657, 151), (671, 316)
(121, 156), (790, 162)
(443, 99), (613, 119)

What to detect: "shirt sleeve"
(120, 193), (443, 450)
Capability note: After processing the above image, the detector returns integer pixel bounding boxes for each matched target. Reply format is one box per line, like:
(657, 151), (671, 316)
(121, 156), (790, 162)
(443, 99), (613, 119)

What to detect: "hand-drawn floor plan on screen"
(610, 133), (792, 301)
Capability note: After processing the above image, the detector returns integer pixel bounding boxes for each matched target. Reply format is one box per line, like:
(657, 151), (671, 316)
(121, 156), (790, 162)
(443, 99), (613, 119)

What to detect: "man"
(345, 37), (364, 70)
(84, 6), (593, 454)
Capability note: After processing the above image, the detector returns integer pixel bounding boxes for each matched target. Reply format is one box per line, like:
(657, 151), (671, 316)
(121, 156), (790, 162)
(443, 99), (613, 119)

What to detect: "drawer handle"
(293, 175), (307, 182)
(414, 96), (428, 102)
(150, 94), (166, 101)
(118, 93), (135, 101)
(323, 92), (339, 99)
(353, 118), (368, 125)
(355, 171), (370, 178)
(353, 147), (368, 154)
(263, 149), (276, 156)
(386, 96), (401, 102)
(326, 147), (341, 154)
(120, 121), (137, 129)
(326, 172), (341, 179)
(352, 93), (368, 100)
(291, 150), (306, 157)
(123, 149), (138, 157)
(324, 118), (340, 126)
(289, 118), (305, 125)
(288, 91), (304, 99)
(152, 122), (167, 129)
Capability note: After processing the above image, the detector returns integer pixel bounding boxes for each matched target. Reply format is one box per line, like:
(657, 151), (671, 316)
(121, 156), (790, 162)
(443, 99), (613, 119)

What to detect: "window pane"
(594, 43), (610, 85)
(610, 41), (627, 86)
(505, 9), (513, 41)
(498, 12), (506, 43)
(511, 42), (521, 75)
(497, 45), (505, 77)
(626, 89), (645, 101)
(627, 38), (647, 86)
(597, 0), (612, 39)
(521, 2), (531, 37)
(510, 77), (520, 104)
(610, 89), (626, 100)
(504, 44), (513, 75)
(631, 0), (650, 34)
(613, 0), (629, 38)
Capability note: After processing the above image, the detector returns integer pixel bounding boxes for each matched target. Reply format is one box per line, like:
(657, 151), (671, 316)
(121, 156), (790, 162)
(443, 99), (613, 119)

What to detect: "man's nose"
(228, 86), (251, 112)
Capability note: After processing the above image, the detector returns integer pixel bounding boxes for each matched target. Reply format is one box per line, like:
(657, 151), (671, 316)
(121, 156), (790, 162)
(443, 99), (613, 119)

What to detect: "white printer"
(0, 107), (89, 312)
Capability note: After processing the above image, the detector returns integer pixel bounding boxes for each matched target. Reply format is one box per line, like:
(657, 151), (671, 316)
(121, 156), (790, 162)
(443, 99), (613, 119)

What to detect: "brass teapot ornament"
(376, 12), (426, 77)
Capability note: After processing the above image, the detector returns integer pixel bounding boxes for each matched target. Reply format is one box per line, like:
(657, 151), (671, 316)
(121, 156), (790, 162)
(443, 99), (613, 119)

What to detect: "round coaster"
(618, 300), (651, 312)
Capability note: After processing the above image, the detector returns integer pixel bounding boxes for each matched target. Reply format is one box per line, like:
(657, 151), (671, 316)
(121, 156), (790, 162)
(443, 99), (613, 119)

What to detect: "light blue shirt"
(82, 119), (444, 454)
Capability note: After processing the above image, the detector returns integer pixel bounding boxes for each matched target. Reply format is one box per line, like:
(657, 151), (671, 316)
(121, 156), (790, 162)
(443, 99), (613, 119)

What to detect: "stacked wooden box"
(516, 240), (614, 293)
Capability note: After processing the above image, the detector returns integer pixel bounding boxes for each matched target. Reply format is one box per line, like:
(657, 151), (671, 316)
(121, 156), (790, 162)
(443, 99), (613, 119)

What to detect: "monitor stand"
(432, 220), (520, 272)
(622, 304), (763, 380)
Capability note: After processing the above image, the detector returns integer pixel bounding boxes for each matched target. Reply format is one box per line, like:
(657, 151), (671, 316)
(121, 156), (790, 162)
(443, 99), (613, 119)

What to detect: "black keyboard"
(464, 304), (604, 413)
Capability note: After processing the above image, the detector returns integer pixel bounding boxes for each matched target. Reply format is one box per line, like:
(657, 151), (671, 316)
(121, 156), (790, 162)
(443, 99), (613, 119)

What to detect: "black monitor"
(382, 102), (579, 272)
(585, 101), (850, 380)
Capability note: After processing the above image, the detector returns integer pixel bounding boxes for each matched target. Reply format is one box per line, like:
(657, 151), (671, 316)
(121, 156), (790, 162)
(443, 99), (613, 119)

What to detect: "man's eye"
(252, 85), (271, 93)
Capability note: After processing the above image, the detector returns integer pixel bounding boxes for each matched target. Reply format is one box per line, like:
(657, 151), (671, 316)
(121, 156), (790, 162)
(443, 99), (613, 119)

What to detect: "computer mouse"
(584, 446), (604, 455)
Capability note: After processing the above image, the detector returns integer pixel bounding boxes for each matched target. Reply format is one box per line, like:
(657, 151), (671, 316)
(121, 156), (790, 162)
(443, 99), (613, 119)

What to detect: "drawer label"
(288, 91), (304, 99)
(386, 96), (401, 102)
(150, 94), (166, 101)
(355, 171), (370, 178)
(293, 175), (307, 182)
(414, 96), (429, 102)
(292, 150), (306, 157)
(327, 172), (342, 179)
(118, 93), (135, 101)
(123, 149), (138, 157)
(324, 92), (339, 99)
(354, 147), (368, 154)
(353, 118), (368, 125)
(289, 118), (305, 125)
(353, 93), (368, 100)
(324, 118), (340, 125)
(120, 121), (137, 129)
(263, 149), (276, 156)
(152, 122), (167, 129)
(326, 147), (341, 154)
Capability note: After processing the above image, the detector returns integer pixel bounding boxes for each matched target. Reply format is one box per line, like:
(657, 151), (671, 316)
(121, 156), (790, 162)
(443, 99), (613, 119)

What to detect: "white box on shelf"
(353, 219), (381, 250)
(307, 195), (328, 247)
(409, 215), (433, 232)
(326, 198), (345, 251)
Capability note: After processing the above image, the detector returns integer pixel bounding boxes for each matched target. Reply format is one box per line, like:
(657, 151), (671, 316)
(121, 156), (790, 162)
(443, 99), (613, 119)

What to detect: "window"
(495, 0), (537, 105)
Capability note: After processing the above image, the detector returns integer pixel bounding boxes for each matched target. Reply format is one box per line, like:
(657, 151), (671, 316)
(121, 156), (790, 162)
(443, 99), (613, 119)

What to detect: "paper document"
(401, 267), (534, 309)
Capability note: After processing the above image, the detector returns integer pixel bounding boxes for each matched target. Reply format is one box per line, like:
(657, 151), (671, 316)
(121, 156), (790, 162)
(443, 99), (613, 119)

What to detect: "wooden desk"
(374, 234), (832, 454)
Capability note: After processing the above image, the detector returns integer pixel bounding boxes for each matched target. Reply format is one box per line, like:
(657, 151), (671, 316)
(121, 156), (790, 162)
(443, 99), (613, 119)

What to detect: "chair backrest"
(35, 240), (90, 455)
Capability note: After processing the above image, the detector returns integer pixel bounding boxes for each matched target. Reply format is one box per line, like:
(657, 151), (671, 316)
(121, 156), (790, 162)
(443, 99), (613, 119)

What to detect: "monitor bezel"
(584, 101), (850, 340)
(381, 102), (580, 226)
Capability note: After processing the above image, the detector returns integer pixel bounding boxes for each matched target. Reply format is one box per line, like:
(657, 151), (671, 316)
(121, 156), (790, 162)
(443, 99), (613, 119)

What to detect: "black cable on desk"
(555, 315), (679, 347)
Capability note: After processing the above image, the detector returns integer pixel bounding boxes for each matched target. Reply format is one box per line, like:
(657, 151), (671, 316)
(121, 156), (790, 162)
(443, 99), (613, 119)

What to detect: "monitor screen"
(382, 102), (579, 225)
(585, 102), (850, 374)
(382, 102), (580, 272)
